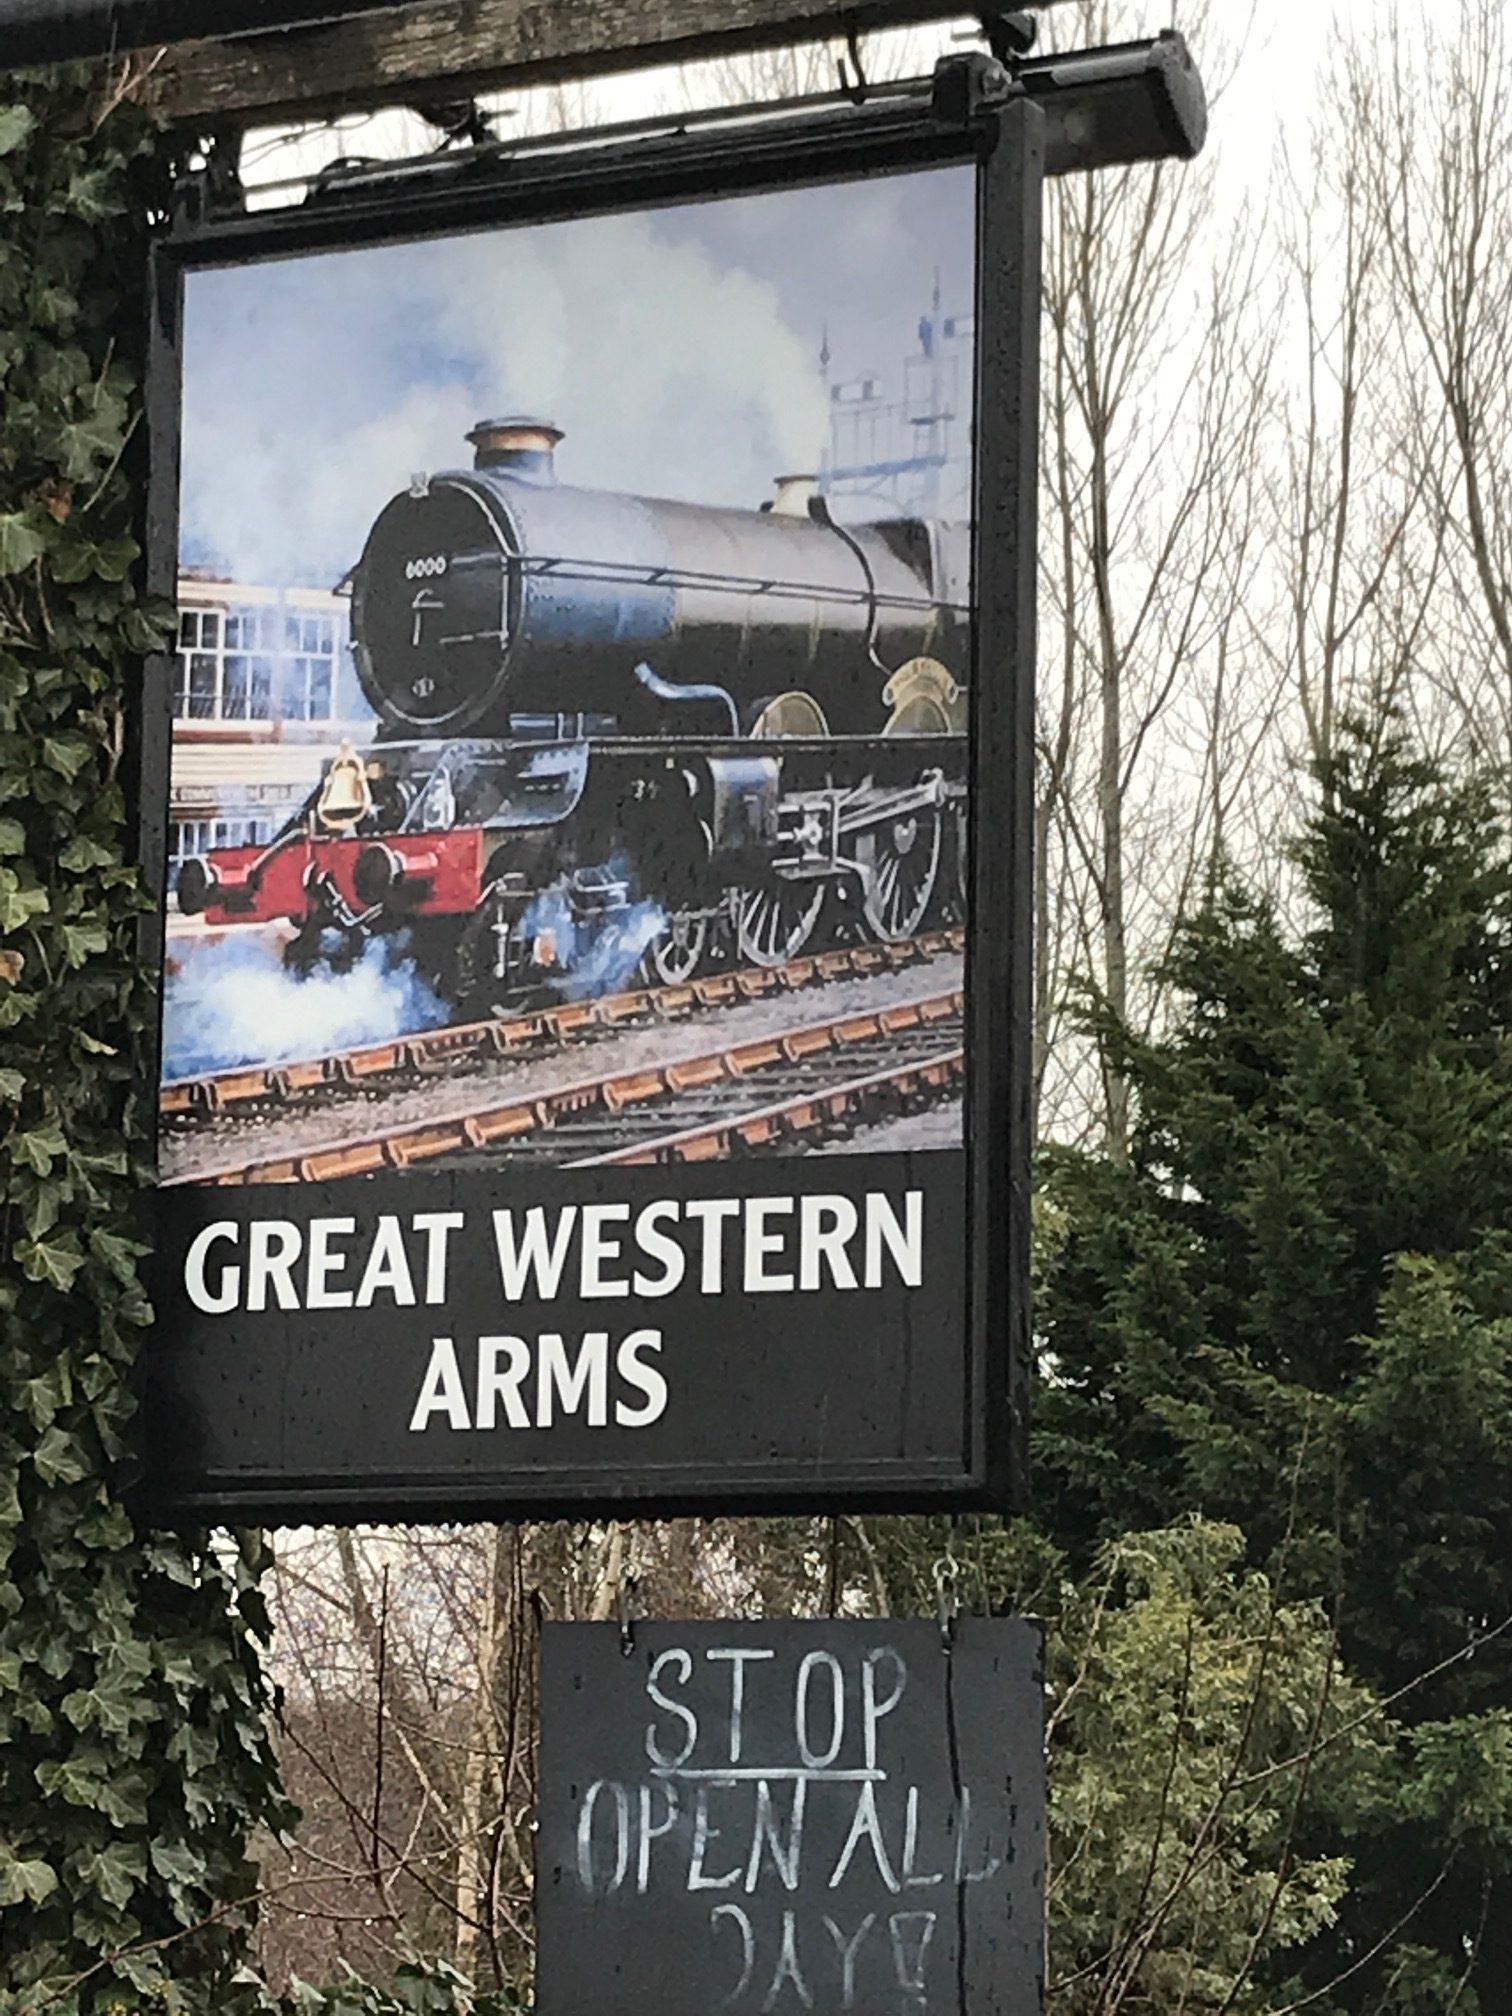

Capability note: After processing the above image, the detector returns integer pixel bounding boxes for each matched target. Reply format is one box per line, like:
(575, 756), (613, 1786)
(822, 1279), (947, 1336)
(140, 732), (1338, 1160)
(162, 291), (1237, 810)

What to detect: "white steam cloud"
(162, 931), (450, 1080)
(180, 203), (832, 589)
(521, 882), (668, 1002)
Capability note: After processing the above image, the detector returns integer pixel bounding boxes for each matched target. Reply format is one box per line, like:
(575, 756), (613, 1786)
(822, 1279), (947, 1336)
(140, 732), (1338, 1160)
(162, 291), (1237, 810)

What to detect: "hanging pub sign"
(536, 1616), (1045, 2016)
(131, 72), (1042, 1520)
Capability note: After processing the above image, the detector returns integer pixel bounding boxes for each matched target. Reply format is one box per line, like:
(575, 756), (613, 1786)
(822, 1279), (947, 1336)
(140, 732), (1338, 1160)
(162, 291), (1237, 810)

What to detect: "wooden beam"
(140, 0), (1061, 129)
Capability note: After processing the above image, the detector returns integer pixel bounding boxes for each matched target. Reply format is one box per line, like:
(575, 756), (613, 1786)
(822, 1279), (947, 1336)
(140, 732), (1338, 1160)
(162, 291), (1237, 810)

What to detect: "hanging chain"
(933, 1553), (961, 1648)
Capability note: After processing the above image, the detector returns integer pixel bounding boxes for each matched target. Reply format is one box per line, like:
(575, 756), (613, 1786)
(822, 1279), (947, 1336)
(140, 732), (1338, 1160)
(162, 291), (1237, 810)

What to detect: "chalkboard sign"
(536, 1618), (1044, 2016)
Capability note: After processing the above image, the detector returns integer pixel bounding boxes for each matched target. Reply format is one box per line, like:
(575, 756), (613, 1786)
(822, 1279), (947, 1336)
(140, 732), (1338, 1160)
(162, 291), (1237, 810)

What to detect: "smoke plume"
(520, 883), (669, 1002)
(162, 929), (450, 1081)
(180, 199), (834, 591)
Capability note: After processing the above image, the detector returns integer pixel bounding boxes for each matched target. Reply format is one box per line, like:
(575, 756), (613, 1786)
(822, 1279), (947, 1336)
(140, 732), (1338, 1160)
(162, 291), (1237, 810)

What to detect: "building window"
(175, 600), (344, 722)
(177, 608), (223, 719)
(281, 612), (339, 721)
(222, 608), (278, 721)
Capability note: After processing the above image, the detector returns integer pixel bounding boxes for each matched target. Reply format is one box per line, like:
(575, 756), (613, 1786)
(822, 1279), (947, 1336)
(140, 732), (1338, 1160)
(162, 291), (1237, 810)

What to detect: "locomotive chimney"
(467, 416), (563, 484)
(768, 472), (819, 516)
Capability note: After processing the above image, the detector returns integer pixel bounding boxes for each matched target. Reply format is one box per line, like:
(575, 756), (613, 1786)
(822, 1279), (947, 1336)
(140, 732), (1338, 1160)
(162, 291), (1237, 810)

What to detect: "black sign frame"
(130, 85), (1040, 1523)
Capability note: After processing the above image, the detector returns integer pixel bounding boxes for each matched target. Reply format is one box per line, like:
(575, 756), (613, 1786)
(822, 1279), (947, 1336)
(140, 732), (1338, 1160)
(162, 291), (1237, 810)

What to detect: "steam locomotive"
(175, 418), (971, 1008)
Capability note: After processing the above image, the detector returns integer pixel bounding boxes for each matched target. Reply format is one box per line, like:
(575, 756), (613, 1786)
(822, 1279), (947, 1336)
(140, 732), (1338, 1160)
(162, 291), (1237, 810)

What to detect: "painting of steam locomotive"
(159, 166), (975, 1169)
(176, 415), (968, 997)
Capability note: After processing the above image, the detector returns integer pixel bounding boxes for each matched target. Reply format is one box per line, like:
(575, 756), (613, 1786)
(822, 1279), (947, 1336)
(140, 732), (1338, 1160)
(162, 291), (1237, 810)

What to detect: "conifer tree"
(1037, 725), (1512, 2009)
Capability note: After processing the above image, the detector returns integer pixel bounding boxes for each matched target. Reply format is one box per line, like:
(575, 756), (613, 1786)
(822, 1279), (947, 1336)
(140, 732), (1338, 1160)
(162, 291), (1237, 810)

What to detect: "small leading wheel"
(861, 804), (943, 942)
(642, 909), (710, 987)
(735, 880), (824, 968)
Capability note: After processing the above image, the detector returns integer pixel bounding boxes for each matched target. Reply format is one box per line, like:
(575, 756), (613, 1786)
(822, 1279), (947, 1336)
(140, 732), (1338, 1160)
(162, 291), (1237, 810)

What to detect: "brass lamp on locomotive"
(175, 418), (970, 1007)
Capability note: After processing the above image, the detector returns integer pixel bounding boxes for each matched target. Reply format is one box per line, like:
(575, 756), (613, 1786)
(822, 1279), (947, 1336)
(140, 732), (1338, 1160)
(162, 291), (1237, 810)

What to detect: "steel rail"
(160, 925), (964, 1122)
(183, 984), (964, 1185)
(574, 1045), (965, 1166)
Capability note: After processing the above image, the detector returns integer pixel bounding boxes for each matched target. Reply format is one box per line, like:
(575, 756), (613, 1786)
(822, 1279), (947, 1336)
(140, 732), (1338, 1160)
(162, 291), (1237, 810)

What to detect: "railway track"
(161, 926), (964, 1124)
(183, 986), (965, 1185)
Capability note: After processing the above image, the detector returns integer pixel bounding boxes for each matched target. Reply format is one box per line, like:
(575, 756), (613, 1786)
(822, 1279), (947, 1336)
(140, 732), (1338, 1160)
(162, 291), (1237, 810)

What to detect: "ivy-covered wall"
(0, 66), (290, 2014)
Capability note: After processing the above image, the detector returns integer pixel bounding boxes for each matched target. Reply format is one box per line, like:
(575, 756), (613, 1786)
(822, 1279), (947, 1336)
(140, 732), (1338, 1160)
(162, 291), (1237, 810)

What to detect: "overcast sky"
(201, 0), (1400, 592)
(181, 165), (973, 587)
(232, 1), (1399, 237)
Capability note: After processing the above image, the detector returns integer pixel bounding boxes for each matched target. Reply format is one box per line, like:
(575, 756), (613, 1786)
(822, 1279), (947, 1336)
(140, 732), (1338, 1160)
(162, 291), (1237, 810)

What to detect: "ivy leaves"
(0, 65), (292, 2016)
(3, 63), (543, 2016)
(0, 1848), (57, 1909)
(0, 351), (141, 578)
(0, 106), (35, 161)
(285, 1962), (529, 2016)
(0, 509), (45, 573)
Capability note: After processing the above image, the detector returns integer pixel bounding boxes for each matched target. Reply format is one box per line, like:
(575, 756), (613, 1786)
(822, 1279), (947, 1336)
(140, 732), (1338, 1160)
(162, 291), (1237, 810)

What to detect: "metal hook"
(978, 8), (1037, 66)
(618, 1573), (639, 1657)
(933, 1555), (960, 1650)
(838, 27), (870, 105)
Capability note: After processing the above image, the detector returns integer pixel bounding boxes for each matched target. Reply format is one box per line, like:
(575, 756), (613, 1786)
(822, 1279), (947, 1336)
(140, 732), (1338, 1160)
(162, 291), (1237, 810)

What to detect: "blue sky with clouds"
(179, 163), (974, 589)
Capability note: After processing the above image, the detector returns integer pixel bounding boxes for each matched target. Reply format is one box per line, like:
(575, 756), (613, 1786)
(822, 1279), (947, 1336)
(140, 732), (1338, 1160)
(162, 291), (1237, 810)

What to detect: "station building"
(168, 570), (372, 869)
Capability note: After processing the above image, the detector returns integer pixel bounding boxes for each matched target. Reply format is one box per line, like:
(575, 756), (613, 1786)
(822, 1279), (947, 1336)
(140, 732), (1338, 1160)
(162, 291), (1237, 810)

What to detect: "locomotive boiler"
(352, 418), (967, 738)
(177, 418), (971, 1007)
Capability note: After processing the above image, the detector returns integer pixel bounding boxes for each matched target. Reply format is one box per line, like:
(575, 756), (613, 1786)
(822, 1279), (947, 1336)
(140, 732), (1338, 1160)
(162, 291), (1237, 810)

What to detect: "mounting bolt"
(981, 8), (1037, 62)
(931, 51), (1016, 125)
